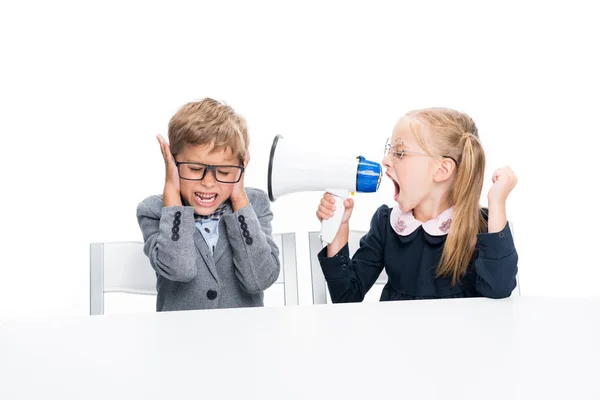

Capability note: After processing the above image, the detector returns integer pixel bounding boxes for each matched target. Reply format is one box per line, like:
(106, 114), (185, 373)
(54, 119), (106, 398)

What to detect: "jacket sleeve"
(318, 206), (387, 303)
(474, 222), (519, 298)
(221, 189), (281, 294)
(136, 197), (200, 282)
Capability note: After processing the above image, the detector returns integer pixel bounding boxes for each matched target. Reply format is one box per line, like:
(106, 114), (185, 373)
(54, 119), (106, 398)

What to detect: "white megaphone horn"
(267, 134), (382, 244)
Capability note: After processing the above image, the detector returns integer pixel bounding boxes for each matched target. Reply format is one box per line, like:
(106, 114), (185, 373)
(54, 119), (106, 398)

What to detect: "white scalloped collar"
(390, 205), (454, 236)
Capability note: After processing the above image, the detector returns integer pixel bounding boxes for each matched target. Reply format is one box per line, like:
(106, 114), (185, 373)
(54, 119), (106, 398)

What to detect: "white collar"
(390, 205), (454, 236)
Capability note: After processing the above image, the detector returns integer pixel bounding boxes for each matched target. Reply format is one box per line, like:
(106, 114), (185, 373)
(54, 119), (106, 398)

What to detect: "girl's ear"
(433, 158), (456, 182)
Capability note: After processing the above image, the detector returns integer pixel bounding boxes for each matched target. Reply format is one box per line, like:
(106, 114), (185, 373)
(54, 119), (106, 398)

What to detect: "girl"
(316, 108), (518, 302)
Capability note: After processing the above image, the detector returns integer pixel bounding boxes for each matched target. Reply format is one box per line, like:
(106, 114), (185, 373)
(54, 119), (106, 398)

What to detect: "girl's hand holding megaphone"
(316, 192), (355, 224)
(316, 192), (355, 256)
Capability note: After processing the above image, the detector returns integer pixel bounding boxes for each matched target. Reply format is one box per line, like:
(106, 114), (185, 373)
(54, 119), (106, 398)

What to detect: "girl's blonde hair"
(405, 108), (487, 285)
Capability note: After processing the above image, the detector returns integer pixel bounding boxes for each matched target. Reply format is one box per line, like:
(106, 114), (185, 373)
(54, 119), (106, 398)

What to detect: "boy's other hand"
(157, 134), (182, 206)
(230, 152), (250, 212)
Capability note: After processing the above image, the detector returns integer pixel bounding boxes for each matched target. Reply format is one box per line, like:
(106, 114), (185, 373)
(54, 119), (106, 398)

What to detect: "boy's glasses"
(175, 161), (245, 184)
(384, 137), (459, 165)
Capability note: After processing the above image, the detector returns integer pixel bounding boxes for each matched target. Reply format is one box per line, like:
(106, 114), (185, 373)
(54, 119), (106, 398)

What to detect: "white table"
(0, 297), (599, 399)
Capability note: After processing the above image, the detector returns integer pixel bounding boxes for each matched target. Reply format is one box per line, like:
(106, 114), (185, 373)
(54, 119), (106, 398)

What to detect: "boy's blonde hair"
(406, 108), (487, 285)
(168, 98), (249, 163)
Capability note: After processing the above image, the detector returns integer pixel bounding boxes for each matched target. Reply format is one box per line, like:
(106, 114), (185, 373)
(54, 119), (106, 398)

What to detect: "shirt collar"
(194, 201), (231, 222)
(390, 205), (454, 237)
(179, 195), (232, 222)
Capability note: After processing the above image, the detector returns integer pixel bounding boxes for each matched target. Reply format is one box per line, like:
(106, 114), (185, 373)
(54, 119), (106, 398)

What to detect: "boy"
(136, 98), (280, 311)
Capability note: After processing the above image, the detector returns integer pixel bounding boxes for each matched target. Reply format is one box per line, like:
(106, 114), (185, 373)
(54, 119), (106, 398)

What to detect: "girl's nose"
(382, 153), (392, 169)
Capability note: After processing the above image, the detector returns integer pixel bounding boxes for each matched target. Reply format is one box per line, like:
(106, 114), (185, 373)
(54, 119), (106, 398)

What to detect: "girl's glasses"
(384, 137), (459, 165)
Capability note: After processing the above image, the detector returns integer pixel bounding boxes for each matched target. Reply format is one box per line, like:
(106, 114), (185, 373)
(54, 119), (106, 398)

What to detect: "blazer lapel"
(193, 228), (220, 283)
(213, 200), (233, 264)
(213, 221), (231, 264)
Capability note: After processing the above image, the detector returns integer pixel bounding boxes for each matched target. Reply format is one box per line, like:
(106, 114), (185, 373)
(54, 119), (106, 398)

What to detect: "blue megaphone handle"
(356, 156), (382, 193)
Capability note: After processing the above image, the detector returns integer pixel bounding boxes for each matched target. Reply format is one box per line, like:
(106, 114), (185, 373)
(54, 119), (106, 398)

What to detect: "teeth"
(195, 193), (217, 202)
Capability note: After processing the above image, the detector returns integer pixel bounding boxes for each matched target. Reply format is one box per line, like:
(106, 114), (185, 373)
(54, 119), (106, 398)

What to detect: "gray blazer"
(136, 188), (280, 312)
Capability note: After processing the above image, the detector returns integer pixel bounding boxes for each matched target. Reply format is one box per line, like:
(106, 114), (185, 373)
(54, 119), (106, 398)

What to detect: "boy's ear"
(433, 158), (456, 182)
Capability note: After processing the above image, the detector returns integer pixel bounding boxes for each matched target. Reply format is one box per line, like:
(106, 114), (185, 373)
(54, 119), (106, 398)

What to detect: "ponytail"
(436, 132), (486, 284)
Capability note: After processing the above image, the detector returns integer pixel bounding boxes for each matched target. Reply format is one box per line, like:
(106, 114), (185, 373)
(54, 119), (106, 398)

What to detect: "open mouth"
(194, 192), (218, 207)
(386, 172), (400, 201)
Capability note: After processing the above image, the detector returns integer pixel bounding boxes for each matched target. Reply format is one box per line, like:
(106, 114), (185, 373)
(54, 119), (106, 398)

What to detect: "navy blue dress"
(318, 205), (518, 302)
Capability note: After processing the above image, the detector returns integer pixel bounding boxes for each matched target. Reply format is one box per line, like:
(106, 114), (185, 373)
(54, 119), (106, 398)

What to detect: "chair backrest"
(309, 222), (520, 304)
(309, 230), (387, 304)
(90, 233), (299, 315)
(90, 242), (157, 315)
(271, 233), (300, 306)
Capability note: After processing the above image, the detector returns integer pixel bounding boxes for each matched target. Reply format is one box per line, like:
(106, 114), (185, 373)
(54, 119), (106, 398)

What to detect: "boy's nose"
(202, 170), (217, 186)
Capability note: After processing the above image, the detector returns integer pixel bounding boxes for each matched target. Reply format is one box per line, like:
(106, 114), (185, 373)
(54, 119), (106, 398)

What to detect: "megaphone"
(267, 134), (382, 244)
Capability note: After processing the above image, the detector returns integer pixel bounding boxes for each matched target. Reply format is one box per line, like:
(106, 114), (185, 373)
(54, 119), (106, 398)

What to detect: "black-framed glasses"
(384, 137), (459, 166)
(175, 161), (245, 183)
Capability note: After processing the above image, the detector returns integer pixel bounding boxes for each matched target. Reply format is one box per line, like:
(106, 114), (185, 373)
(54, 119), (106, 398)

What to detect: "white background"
(1, 0), (598, 321)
